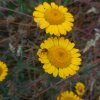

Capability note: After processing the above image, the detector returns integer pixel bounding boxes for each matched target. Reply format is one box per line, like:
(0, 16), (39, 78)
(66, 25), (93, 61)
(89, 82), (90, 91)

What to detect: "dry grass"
(0, 0), (100, 100)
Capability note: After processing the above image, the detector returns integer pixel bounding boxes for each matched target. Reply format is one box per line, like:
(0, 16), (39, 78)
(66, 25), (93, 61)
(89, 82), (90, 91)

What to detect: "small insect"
(41, 48), (48, 53)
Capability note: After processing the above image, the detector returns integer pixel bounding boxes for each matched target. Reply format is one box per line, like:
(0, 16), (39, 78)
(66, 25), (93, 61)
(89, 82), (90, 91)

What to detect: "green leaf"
(7, 2), (16, 15)
(79, 63), (99, 75)
(16, 60), (26, 72)
(0, 12), (4, 17)
(63, 0), (73, 5)
(47, 75), (60, 83)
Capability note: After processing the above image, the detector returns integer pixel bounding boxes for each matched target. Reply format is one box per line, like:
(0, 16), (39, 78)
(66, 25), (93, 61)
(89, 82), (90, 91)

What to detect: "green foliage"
(38, 0), (54, 3)
(63, 0), (73, 5)
(79, 63), (99, 75)
(0, 0), (100, 100)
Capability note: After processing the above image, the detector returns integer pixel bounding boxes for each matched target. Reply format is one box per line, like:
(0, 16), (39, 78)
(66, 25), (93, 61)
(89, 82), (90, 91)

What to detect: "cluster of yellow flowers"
(33, 2), (83, 99)
(33, 2), (81, 79)
(0, 2), (99, 100)
(57, 82), (85, 100)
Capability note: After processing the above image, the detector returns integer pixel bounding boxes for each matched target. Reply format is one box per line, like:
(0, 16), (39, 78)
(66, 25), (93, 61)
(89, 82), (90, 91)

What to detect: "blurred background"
(0, 0), (100, 100)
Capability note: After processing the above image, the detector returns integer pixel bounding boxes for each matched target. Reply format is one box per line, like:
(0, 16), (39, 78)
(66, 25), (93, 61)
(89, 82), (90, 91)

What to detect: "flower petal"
(43, 2), (51, 9)
(66, 42), (75, 50)
(51, 2), (58, 9)
(58, 25), (66, 35)
(40, 19), (49, 29)
(53, 67), (58, 77)
(35, 4), (45, 12)
(59, 6), (68, 13)
(33, 11), (44, 17)
(59, 68), (65, 78)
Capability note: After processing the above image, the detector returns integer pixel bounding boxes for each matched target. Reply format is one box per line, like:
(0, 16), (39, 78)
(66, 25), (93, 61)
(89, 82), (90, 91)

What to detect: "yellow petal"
(43, 64), (50, 70)
(72, 58), (82, 62)
(66, 42), (75, 50)
(59, 68), (65, 78)
(34, 18), (43, 22)
(35, 4), (45, 12)
(71, 48), (80, 54)
(59, 6), (68, 13)
(46, 25), (60, 36)
(53, 25), (60, 36)
(65, 22), (73, 27)
(45, 65), (54, 74)
(59, 37), (65, 46)
(62, 68), (69, 77)
(51, 2), (58, 9)
(61, 22), (72, 32)
(48, 25), (55, 35)
(62, 69), (68, 77)
(46, 25), (54, 34)
(65, 13), (73, 18)
(40, 19), (49, 29)
(43, 2), (51, 9)
(40, 41), (53, 49)
(69, 64), (80, 71)
(33, 11), (44, 17)
(44, 38), (54, 48)
(53, 67), (58, 77)
(71, 61), (81, 66)
(72, 53), (81, 57)
(58, 25), (66, 35)
(64, 68), (70, 75)
(67, 67), (76, 75)
(65, 16), (74, 22)
(64, 22), (73, 32)
(59, 37), (69, 48)
(39, 58), (49, 63)
(37, 49), (47, 57)
(53, 37), (59, 46)
(40, 43), (46, 49)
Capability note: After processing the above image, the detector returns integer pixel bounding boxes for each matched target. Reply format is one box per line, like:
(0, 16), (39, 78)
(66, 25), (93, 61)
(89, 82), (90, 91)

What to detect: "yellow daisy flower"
(75, 82), (85, 96)
(57, 90), (82, 100)
(33, 2), (74, 36)
(37, 37), (81, 78)
(0, 61), (8, 81)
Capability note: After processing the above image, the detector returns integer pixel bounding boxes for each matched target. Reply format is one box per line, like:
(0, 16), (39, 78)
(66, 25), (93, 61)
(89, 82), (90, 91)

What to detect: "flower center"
(78, 86), (83, 92)
(47, 46), (71, 68)
(44, 9), (65, 25)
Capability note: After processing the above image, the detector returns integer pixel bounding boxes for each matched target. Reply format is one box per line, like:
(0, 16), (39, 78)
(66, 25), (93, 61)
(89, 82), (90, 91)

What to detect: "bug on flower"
(41, 48), (48, 53)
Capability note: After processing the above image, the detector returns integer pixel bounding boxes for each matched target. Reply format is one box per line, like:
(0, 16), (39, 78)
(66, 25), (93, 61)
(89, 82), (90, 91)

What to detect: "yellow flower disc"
(47, 46), (71, 68)
(0, 61), (8, 81)
(45, 9), (65, 25)
(57, 91), (82, 100)
(75, 82), (85, 96)
(33, 2), (74, 36)
(37, 37), (82, 78)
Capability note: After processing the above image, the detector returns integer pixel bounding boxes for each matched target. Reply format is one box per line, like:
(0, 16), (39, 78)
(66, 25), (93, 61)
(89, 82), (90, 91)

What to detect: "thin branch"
(33, 74), (79, 98)
(73, 26), (88, 34)
(0, 6), (33, 18)
(0, 34), (15, 44)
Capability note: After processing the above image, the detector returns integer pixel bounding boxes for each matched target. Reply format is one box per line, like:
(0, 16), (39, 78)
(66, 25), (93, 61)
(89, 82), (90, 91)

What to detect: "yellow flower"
(75, 82), (85, 96)
(98, 96), (100, 100)
(37, 37), (81, 78)
(57, 90), (82, 100)
(33, 2), (74, 36)
(0, 61), (8, 81)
